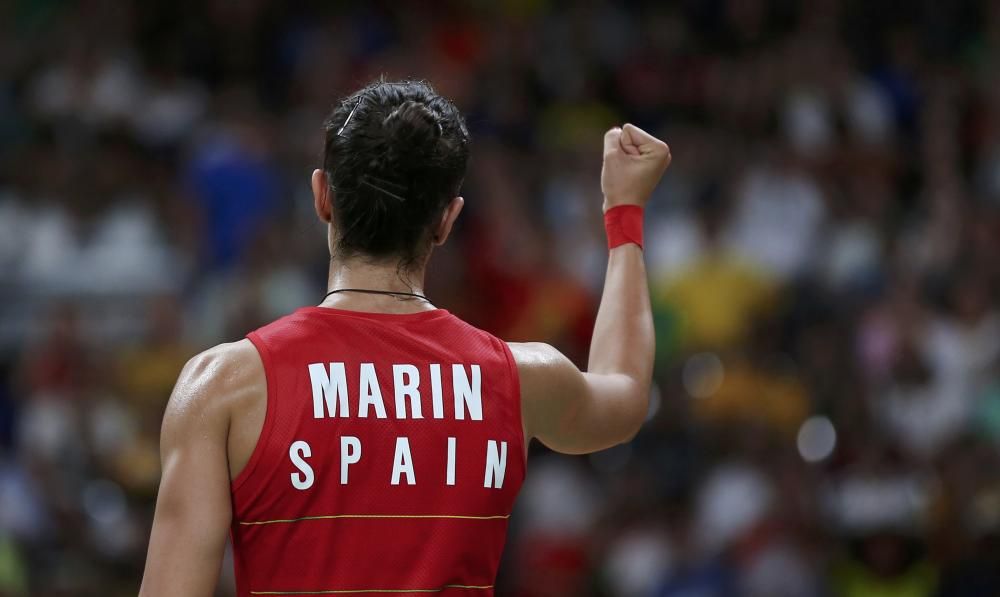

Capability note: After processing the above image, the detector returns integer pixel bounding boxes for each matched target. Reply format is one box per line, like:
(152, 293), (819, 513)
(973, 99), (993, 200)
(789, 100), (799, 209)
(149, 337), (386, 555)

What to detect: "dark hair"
(322, 79), (470, 268)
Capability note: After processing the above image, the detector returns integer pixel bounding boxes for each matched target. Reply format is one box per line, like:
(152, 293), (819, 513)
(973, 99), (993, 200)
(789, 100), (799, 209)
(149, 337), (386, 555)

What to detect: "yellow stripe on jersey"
(250, 584), (494, 594)
(238, 513), (510, 526)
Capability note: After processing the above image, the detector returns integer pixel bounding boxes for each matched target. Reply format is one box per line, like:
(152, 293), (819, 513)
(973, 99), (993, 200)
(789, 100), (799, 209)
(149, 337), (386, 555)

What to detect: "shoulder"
(507, 342), (587, 442)
(164, 340), (265, 436)
(506, 342), (582, 401)
(178, 340), (263, 395)
(506, 342), (572, 371)
(247, 310), (312, 345)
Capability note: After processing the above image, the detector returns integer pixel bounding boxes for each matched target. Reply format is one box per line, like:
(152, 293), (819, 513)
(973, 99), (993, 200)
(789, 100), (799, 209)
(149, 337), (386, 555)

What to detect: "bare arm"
(515, 124), (670, 454)
(139, 340), (263, 596)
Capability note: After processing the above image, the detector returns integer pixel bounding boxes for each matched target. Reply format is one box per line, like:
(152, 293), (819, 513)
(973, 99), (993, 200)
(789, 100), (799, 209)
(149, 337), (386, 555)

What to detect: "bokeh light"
(797, 416), (837, 463)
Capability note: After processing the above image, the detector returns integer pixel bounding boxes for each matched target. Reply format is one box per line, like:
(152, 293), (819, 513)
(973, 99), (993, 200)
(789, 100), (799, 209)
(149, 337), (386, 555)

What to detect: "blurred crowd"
(2, 0), (1000, 595)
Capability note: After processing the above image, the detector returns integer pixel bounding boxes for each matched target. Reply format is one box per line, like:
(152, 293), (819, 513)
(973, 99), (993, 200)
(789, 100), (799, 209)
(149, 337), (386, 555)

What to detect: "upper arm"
(140, 340), (260, 597)
(511, 342), (649, 455)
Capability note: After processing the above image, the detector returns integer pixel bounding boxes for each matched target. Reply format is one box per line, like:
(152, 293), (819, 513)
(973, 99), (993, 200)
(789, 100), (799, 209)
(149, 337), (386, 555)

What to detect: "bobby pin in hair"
(360, 175), (408, 202)
(337, 100), (361, 136)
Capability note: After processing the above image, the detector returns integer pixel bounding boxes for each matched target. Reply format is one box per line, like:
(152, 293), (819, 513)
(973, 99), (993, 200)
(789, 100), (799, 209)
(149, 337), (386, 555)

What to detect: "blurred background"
(2, 0), (1000, 595)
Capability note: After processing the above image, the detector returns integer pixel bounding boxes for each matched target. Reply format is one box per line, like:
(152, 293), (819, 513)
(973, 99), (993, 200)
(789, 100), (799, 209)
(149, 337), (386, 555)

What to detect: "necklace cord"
(323, 287), (430, 302)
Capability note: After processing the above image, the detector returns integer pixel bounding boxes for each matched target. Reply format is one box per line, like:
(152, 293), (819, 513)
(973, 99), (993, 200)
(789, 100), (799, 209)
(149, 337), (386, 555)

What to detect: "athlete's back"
(232, 307), (524, 595)
(140, 79), (669, 596)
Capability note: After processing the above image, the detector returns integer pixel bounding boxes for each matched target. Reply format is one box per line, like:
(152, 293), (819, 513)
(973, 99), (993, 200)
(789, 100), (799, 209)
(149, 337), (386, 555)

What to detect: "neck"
(320, 257), (433, 313)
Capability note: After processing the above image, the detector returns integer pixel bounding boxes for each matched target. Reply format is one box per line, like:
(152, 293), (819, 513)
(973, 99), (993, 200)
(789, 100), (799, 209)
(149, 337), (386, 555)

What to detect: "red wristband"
(604, 205), (644, 250)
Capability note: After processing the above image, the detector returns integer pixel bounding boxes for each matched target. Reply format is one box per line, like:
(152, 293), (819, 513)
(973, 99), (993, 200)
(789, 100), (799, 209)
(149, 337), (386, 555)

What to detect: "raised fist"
(600, 124), (671, 212)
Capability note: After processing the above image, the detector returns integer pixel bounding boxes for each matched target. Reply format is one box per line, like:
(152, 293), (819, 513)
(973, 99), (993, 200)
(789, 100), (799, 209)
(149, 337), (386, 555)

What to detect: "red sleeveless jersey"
(231, 306), (526, 596)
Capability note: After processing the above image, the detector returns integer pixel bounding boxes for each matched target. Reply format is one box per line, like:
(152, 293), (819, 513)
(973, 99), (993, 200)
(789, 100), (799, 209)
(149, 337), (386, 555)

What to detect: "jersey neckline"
(298, 305), (452, 322)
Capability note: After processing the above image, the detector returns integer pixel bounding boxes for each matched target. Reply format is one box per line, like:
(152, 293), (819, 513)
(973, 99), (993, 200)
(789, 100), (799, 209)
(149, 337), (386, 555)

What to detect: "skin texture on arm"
(139, 339), (265, 597)
(515, 124), (670, 454)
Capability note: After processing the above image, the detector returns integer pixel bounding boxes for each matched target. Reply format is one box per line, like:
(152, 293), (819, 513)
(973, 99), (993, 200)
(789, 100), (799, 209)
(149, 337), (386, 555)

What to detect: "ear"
(432, 196), (464, 246)
(312, 169), (333, 223)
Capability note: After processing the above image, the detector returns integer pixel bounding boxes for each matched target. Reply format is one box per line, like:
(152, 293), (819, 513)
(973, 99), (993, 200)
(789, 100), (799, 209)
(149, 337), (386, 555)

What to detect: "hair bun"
(383, 101), (441, 163)
(322, 79), (470, 264)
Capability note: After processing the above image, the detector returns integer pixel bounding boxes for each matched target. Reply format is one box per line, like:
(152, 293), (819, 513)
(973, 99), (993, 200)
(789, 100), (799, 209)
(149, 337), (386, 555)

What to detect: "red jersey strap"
(231, 331), (276, 494)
